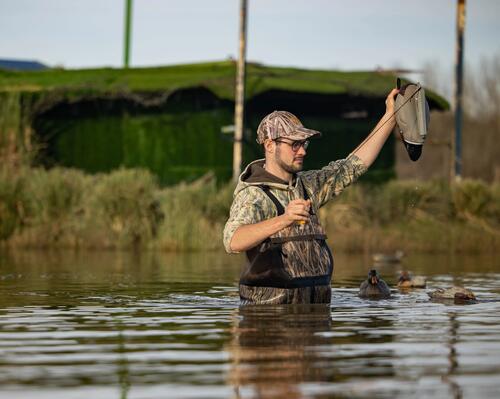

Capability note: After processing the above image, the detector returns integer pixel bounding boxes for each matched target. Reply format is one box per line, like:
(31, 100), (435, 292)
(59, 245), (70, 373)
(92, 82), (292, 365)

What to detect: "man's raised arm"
(351, 88), (399, 168)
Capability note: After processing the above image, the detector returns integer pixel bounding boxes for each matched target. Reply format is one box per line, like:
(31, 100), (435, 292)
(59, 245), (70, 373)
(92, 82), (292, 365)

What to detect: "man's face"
(274, 138), (308, 174)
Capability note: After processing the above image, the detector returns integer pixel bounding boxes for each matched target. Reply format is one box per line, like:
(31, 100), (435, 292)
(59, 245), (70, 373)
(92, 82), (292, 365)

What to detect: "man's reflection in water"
(442, 312), (462, 399)
(227, 304), (332, 399)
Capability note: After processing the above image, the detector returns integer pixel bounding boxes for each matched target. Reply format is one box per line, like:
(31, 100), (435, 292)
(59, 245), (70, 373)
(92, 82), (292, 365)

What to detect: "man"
(223, 88), (399, 305)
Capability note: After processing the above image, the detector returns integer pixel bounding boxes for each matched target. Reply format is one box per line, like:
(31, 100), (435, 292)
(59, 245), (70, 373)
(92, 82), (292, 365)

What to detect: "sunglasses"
(274, 139), (310, 152)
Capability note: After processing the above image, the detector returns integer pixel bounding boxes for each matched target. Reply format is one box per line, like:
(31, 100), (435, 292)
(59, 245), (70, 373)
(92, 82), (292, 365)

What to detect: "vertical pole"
(123, 0), (133, 68)
(453, 0), (466, 179)
(233, 0), (247, 182)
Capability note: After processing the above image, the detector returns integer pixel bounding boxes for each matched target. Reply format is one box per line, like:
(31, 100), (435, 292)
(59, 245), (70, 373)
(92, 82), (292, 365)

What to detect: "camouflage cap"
(256, 110), (321, 144)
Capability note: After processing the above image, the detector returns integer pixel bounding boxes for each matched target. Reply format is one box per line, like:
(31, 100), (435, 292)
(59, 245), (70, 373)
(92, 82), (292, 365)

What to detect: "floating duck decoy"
(428, 287), (476, 302)
(359, 269), (391, 298)
(397, 271), (427, 288)
(372, 250), (404, 264)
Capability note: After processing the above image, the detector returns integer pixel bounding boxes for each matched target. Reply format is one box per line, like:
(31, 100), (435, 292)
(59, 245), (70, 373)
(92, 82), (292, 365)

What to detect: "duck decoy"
(372, 250), (404, 264)
(397, 271), (427, 288)
(428, 287), (476, 302)
(359, 269), (391, 298)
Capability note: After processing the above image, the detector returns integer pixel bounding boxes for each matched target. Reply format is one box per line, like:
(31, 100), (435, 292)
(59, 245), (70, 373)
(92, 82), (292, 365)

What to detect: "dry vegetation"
(0, 167), (499, 252)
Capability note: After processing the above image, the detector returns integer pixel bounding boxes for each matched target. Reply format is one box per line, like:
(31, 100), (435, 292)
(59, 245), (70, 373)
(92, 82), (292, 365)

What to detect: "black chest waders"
(239, 182), (334, 305)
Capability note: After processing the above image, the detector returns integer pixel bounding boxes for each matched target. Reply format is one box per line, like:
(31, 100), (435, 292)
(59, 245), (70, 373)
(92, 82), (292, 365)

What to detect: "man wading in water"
(223, 88), (399, 305)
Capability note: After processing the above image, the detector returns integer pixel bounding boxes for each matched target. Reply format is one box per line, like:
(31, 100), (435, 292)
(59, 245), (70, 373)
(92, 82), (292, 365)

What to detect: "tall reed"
(0, 166), (29, 240)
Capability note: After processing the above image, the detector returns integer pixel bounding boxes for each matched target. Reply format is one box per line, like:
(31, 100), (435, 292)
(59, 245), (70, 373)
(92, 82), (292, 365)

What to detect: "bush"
(88, 168), (163, 248)
(452, 179), (492, 218)
(15, 167), (91, 246)
(27, 167), (89, 223)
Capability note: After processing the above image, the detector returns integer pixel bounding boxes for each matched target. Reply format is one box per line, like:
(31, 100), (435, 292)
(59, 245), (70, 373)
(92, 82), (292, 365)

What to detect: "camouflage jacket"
(223, 154), (367, 253)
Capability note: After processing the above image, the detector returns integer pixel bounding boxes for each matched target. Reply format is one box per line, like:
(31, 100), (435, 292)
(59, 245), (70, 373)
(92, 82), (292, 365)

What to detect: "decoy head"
(368, 269), (379, 285)
(454, 289), (476, 301)
(398, 270), (412, 283)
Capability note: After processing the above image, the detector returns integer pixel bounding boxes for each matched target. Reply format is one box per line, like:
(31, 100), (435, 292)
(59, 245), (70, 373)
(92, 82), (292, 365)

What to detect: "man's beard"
(275, 147), (303, 174)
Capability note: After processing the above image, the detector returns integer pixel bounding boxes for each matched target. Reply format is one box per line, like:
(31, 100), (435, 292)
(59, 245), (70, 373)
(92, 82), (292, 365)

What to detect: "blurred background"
(1, 0), (499, 250)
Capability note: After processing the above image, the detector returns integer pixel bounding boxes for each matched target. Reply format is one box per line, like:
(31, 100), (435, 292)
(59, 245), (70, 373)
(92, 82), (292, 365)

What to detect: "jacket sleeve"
(223, 187), (267, 254)
(300, 153), (367, 208)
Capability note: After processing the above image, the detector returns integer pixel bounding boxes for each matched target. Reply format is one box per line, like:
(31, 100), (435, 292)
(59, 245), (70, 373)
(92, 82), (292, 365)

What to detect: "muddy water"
(0, 250), (499, 398)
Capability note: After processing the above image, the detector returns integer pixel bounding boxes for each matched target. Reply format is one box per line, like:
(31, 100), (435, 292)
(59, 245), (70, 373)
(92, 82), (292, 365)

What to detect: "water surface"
(1, 250), (499, 398)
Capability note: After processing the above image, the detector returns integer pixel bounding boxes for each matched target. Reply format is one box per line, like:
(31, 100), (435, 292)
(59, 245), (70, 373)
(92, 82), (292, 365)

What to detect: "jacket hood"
(234, 158), (297, 196)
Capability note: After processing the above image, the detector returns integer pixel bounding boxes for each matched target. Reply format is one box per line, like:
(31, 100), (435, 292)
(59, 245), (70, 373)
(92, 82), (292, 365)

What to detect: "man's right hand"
(229, 198), (312, 252)
(283, 199), (311, 225)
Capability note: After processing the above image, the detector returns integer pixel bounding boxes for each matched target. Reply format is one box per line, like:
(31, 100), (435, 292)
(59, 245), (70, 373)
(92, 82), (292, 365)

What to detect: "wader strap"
(299, 179), (315, 215)
(260, 181), (313, 217)
(300, 179), (310, 201)
(270, 234), (327, 244)
(260, 185), (285, 216)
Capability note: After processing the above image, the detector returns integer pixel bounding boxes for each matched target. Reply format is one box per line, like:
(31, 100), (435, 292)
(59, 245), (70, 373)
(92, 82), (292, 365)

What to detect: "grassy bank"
(1, 166), (499, 252)
(0, 61), (448, 108)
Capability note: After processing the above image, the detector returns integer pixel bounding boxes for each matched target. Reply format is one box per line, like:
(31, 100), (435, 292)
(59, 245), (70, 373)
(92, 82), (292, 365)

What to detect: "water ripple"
(1, 252), (500, 398)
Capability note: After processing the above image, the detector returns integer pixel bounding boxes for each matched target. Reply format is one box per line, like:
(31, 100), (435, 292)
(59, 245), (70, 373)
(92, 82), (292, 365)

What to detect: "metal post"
(453, 0), (466, 179)
(232, 0), (247, 182)
(123, 0), (133, 68)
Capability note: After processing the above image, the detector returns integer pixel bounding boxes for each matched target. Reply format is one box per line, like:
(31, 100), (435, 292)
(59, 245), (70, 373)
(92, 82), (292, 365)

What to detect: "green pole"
(123, 0), (133, 68)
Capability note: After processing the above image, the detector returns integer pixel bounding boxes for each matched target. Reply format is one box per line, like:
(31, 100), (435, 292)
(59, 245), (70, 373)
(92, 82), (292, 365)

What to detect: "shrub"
(452, 179), (492, 218)
(27, 167), (89, 223)
(88, 168), (162, 248)
(16, 167), (90, 245)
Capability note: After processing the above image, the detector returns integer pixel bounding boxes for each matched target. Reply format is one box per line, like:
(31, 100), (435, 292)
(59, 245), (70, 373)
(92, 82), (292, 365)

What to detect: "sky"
(1, 0), (499, 96)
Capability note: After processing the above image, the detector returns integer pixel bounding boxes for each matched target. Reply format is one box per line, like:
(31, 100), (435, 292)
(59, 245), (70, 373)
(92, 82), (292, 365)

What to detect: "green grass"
(0, 61), (449, 109)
